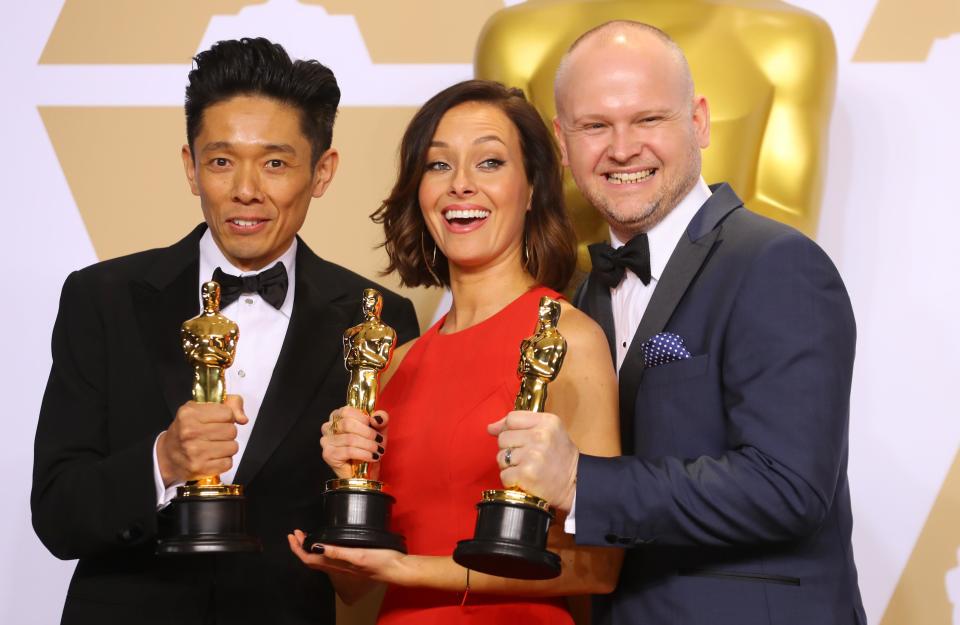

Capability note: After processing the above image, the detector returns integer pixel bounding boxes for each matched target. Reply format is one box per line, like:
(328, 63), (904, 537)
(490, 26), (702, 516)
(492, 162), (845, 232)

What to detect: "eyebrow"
(570, 108), (673, 124)
(200, 141), (298, 154)
(429, 135), (507, 148)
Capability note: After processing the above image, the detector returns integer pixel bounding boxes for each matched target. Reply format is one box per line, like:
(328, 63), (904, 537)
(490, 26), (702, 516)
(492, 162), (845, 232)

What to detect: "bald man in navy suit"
(492, 21), (865, 625)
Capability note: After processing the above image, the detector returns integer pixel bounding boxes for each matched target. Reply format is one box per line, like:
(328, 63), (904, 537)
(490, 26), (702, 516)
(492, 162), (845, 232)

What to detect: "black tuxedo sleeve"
(382, 292), (420, 346)
(576, 232), (857, 547)
(32, 271), (159, 560)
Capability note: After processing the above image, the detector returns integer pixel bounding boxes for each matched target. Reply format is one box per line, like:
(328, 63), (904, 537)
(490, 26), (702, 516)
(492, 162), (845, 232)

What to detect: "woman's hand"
(288, 529), (413, 586)
(320, 406), (388, 479)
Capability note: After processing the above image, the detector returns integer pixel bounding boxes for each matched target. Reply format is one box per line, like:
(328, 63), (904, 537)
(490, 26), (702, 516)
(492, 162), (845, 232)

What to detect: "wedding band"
(330, 413), (342, 434)
(504, 447), (513, 467)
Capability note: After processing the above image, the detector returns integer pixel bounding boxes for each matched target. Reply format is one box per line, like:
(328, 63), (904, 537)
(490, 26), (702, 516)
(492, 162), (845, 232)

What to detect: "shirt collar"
(609, 177), (712, 281)
(198, 228), (297, 316)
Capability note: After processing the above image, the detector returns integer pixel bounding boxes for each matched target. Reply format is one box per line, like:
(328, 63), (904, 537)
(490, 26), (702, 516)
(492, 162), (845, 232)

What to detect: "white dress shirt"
(152, 230), (297, 507)
(565, 178), (713, 533)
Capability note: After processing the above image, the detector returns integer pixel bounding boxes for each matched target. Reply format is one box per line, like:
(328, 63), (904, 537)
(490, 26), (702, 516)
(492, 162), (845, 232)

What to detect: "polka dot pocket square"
(641, 332), (692, 369)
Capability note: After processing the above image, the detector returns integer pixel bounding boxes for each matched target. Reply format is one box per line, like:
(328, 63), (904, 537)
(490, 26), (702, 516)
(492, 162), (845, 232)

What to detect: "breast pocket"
(639, 353), (709, 387)
(633, 354), (721, 458)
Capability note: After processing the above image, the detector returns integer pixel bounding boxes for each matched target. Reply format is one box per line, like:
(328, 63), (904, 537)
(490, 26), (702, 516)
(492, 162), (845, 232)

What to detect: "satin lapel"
(616, 184), (742, 453)
(575, 273), (616, 363)
(131, 227), (205, 418)
(613, 229), (718, 453)
(234, 245), (349, 487)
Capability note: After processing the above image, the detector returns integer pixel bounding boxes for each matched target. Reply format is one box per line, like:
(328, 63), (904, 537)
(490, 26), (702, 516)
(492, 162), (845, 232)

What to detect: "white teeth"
(606, 170), (655, 184)
(231, 219), (261, 227)
(444, 209), (490, 221)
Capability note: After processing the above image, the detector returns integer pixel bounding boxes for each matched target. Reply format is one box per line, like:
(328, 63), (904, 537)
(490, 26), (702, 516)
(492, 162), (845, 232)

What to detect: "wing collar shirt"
(152, 229), (297, 507)
(565, 177), (712, 533)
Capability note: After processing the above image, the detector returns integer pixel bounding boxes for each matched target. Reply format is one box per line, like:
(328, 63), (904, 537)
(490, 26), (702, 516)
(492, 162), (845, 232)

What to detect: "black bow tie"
(588, 234), (652, 289)
(212, 262), (289, 310)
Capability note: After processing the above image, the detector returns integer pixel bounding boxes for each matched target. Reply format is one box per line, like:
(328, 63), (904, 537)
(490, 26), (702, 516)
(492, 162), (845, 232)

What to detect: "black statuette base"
(156, 495), (261, 555)
(305, 487), (406, 553)
(453, 499), (560, 580)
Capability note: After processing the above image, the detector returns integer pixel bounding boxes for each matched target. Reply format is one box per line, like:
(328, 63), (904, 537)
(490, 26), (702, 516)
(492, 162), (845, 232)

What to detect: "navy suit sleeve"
(571, 275), (589, 309)
(576, 232), (856, 547)
(31, 271), (159, 560)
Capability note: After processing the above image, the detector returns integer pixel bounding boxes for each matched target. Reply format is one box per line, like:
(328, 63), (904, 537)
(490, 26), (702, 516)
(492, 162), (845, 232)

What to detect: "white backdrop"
(1, 1), (958, 623)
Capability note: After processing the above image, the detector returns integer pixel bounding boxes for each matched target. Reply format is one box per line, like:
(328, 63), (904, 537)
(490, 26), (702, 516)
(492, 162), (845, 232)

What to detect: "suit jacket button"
(119, 524), (143, 543)
(604, 533), (618, 544)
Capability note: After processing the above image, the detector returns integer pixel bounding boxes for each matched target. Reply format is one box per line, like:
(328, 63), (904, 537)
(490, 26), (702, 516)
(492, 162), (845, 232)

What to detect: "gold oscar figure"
(515, 297), (568, 414)
(304, 289), (407, 553)
(156, 281), (260, 554)
(454, 296), (567, 580)
(336, 288), (397, 488)
(476, 0), (836, 268)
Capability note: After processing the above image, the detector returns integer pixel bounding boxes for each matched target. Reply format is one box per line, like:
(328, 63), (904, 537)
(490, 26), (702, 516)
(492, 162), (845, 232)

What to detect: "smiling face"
(554, 31), (710, 239)
(418, 101), (532, 277)
(182, 95), (339, 271)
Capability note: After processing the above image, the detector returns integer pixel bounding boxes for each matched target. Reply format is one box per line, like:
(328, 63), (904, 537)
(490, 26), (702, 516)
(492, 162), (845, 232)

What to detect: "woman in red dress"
(290, 80), (622, 623)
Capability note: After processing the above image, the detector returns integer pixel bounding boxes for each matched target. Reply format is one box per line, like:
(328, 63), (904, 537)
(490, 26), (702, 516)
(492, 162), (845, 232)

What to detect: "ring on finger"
(330, 413), (343, 434)
(504, 447), (514, 467)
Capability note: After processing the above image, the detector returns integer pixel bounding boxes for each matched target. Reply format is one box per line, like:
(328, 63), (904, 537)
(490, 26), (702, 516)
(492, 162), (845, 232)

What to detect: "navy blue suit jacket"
(573, 185), (866, 625)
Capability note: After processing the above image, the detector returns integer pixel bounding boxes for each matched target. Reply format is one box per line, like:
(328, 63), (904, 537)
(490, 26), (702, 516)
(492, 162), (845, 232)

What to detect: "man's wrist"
(152, 433), (182, 509)
(155, 431), (172, 487)
(558, 451), (579, 513)
(563, 491), (577, 534)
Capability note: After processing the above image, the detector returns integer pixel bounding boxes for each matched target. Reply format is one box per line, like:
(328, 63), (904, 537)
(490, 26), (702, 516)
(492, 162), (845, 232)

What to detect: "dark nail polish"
(375, 433), (384, 444)
(377, 445), (385, 455)
(374, 415), (384, 425)
(372, 452), (380, 460)
(309, 544), (325, 555)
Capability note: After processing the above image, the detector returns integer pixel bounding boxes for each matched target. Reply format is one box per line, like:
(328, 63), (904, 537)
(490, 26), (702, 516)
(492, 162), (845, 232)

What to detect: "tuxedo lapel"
(574, 273), (616, 362)
(616, 184), (743, 452)
(234, 241), (351, 487)
(131, 225), (205, 418)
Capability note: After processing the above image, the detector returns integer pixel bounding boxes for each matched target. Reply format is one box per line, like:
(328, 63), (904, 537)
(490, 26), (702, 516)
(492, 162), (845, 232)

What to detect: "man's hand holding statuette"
(157, 394), (248, 487)
(488, 410), (579, 513)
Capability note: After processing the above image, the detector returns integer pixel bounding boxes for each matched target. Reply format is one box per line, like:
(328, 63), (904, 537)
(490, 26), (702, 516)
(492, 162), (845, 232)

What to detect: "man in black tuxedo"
(31, 38), (418, 624)
(492, 21), (866, 625)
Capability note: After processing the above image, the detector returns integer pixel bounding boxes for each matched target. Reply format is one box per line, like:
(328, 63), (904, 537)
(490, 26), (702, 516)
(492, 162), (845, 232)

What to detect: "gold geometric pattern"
(39, 105), (444, 331)
(39, 1), (258, 64)
(37, 0), (514, 333)
(854, 0), (960, 62)
(880, 447), (960, 625)
(314, 0), (507, 63)
(40, 0), (506, 65)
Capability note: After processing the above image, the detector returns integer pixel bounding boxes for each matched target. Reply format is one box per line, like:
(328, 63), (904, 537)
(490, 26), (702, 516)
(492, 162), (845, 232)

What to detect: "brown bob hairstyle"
(372, 80), (577, 291)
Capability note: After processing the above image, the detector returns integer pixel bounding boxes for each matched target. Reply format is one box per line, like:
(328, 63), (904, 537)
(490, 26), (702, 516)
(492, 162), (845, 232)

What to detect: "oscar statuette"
(453, 296), (567, 579)
(156, 281), (260, 554)
(304, 289), (406, 553)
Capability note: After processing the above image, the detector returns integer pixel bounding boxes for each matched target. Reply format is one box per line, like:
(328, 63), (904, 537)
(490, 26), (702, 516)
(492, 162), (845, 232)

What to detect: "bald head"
(554, 20), (695, 117)
(549, 19), (710, 238)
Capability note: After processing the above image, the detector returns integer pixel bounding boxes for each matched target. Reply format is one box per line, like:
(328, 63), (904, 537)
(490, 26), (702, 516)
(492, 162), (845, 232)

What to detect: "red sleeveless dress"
(376, 286), (572, 625)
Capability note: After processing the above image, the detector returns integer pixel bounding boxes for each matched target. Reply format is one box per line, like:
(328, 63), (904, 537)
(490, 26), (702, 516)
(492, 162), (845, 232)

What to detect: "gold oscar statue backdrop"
(2, 1), (958, 625)
(477, 0), (836, 266)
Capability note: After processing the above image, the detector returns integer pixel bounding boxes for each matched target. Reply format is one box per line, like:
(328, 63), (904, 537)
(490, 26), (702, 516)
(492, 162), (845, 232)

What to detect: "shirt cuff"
(563, 491), (577, 535)
(153, 434), (183, 509)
